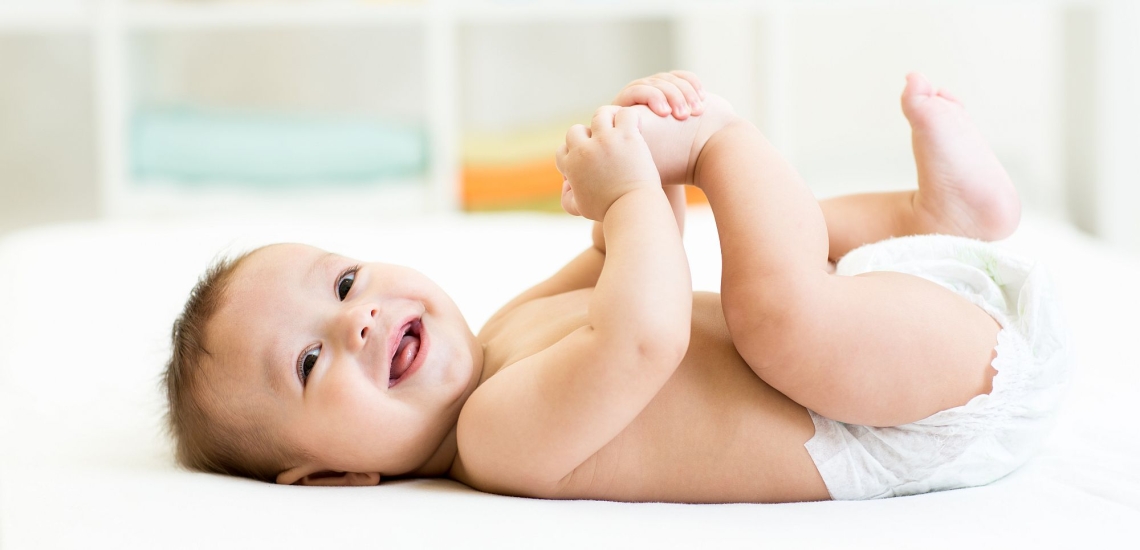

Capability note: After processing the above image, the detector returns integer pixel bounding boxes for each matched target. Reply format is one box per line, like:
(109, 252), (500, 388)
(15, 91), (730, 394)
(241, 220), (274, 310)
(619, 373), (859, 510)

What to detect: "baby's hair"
(163, 248), (303, 483)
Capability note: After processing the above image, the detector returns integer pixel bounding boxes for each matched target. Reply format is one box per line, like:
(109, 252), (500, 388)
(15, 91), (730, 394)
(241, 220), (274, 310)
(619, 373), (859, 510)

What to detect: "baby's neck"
(408, 424), (459, 478)
(409, 350), (484, 479)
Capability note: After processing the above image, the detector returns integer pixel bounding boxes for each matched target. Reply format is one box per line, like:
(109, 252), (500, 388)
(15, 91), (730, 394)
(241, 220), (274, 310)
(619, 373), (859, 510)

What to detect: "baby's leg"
(697, 120), (1001, 428)
(820, 73), (1021, 261)
(635, 75), (1020, 264)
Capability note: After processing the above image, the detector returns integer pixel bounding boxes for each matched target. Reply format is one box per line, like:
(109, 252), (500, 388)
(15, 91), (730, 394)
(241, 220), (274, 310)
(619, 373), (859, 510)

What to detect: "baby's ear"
(277, 467), (381, 487)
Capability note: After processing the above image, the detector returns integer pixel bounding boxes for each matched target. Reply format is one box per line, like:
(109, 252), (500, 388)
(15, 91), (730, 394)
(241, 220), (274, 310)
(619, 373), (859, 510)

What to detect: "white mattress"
(1, 209), (1137, 549)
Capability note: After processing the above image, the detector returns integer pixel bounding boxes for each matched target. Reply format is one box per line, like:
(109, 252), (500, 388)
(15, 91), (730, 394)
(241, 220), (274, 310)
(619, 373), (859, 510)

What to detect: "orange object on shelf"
(462, 158), (709, 212)
(461, 113), (709, 212)
(462, 157), (563, 211)
(462, 158), (708, 212)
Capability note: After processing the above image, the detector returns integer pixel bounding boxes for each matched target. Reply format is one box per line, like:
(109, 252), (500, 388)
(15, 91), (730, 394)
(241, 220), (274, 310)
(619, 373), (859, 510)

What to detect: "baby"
(164, 72), (1069, 502)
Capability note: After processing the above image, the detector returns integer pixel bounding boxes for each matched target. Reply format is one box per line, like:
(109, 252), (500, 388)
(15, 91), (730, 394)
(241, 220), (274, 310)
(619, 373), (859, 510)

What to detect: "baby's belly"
(554, 293), (830, 503)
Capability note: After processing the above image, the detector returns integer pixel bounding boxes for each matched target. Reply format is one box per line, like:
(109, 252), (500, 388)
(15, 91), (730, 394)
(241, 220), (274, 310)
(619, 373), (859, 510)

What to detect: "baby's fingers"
(590, 105), (621, 134)
(561, 180), (581, 217)
(614, 107), (641, 133)
(613, 84), (672, 117)
(555, 142), (570, 177)
(565, 124), (590, 148)
(642, 76), (691, 119)
(655, 72), (702, 117)
(669, 70), (706, 100)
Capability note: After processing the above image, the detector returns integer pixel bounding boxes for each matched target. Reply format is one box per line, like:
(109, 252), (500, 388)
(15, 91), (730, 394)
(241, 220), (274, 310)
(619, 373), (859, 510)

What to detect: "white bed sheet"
(1, 209), (1137, 549)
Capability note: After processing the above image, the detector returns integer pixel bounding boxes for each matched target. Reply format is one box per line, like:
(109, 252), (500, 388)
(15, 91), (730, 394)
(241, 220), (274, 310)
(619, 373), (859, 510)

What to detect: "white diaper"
(803, 234), (1071, 500)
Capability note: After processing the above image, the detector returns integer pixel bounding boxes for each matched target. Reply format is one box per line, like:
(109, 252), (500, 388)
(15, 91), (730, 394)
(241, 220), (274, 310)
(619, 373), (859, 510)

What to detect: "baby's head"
(163, 243), (483, 485)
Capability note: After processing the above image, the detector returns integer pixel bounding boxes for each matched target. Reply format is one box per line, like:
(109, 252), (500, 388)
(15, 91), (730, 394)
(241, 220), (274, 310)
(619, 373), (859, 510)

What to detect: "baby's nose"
(346, 305), (379, 350)
(359, 307), (378, 337)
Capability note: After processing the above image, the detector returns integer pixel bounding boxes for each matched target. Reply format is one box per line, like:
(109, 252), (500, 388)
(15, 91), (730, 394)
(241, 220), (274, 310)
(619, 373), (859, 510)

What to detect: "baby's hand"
(556, 105), (661, 222)
(612, 70), (706, 120)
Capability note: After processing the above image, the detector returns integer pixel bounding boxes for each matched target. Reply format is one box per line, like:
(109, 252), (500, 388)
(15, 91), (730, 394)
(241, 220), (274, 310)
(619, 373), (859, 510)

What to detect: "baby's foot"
(633, 93), (739, 187)
(902, 73), (1021, 240)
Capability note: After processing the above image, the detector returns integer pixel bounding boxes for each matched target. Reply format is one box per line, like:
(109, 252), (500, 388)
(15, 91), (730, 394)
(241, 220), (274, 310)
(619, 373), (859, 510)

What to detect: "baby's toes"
(935, 88), (964, 107)
(900, 73), (937, 119)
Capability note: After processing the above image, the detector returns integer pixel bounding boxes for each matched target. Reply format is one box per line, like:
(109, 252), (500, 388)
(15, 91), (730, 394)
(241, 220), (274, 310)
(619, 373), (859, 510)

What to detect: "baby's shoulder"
(450, 367), (566, 498)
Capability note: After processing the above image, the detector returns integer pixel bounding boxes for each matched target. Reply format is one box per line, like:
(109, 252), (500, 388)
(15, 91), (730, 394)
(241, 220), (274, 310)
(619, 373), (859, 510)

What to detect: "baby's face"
(207, 243), (482, 482)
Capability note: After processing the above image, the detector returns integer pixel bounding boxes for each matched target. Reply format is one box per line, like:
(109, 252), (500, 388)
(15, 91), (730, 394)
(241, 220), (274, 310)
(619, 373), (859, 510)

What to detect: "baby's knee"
(722, 278), (830, 356)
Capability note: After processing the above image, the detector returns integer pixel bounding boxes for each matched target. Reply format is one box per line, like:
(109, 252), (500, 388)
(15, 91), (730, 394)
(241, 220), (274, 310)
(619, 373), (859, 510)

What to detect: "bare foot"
(902, 73), (1021, 240)
(631, 93), (739, 187)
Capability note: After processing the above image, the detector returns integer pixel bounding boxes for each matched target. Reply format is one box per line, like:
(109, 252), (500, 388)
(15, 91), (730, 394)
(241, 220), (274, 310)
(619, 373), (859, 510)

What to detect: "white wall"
(678, 5), (1064, 216)
(787, 6), (1062, 209)
(1093, 0), (1140, 253)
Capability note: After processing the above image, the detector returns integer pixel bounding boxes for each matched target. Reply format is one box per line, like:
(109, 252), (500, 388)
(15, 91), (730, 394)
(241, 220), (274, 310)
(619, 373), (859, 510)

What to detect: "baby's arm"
(483, 75), (701, 326)
(591, 184), (686, 254)
(485, 187), (683, 328)
(459, 107), (692, 496)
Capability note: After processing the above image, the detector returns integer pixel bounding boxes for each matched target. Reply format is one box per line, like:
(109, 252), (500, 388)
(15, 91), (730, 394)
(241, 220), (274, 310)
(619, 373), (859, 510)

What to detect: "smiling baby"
(164, 72), (1068, 501)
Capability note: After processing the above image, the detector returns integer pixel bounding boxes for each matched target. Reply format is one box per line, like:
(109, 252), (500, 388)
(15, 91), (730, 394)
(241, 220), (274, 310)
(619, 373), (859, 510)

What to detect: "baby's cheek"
(312, 384), (373, 437)
(428, 329), (476, 391)
(317, 400), (377, 452)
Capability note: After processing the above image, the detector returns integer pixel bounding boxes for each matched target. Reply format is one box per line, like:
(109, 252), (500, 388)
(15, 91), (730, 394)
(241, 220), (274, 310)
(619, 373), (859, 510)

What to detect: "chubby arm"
(458, 108), (692, 496)
(585, 188), (683, 279)
(482, 185), (685, 330)
(592, 185), (686, 255)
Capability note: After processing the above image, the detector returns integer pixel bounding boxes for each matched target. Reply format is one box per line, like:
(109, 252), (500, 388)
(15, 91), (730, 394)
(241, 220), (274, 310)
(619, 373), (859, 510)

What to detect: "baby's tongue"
(390, 334), (419, 380)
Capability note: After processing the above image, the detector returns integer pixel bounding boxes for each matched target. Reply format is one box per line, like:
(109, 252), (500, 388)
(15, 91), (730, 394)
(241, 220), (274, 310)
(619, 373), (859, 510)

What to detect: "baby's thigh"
(736, 270), (1000, 427)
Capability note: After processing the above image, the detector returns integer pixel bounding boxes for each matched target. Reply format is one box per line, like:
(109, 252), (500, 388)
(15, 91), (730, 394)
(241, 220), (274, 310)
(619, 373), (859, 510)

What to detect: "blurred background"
(1, 0), (1138, 255)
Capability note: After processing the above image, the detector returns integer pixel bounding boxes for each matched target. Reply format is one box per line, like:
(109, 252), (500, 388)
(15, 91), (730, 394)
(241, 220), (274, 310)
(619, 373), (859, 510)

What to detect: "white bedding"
(1, 209), (1137, 549)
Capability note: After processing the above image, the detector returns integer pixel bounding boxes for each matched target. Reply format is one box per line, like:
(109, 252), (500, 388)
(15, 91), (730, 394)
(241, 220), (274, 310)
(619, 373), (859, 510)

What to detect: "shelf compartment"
(115, 24), (433, 217)
(460, 120), (569, 211)
(131, 105), (427, 186)
(457, 17), (672, 211)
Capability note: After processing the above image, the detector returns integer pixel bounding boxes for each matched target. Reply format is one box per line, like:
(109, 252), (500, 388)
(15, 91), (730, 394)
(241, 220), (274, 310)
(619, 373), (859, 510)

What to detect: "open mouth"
(389, 319), (424, 387)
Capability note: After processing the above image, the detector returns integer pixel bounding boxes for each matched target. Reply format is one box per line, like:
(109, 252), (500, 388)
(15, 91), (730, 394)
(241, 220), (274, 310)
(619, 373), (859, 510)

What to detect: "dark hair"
(163, 249), (303, 483)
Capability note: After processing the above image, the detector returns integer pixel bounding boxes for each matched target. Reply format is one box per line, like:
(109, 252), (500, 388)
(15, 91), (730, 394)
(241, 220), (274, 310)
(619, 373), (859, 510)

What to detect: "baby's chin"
(442, 331), (484, 406)
(402, 318), (481, 411)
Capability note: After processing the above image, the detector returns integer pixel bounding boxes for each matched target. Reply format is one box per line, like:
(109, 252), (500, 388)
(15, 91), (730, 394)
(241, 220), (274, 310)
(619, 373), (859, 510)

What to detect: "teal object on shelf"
(130, 106), (427, 186)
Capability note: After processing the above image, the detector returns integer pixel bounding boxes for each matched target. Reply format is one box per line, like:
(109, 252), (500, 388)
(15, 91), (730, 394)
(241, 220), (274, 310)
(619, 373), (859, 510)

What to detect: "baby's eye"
(298, 346), (320, 384)
(337, 268), (358, 301)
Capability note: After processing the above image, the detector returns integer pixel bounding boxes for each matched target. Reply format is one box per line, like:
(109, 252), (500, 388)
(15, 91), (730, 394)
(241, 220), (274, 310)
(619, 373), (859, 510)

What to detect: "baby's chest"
(480, 289), (593, 376)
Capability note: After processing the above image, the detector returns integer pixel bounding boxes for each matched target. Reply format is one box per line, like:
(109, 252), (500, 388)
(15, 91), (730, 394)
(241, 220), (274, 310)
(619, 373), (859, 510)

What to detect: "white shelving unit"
(79, 0), (785, 222)
(2, 0), (1138, 255)
(78, 0), (713, 221)
(4, 0), (775, 222)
